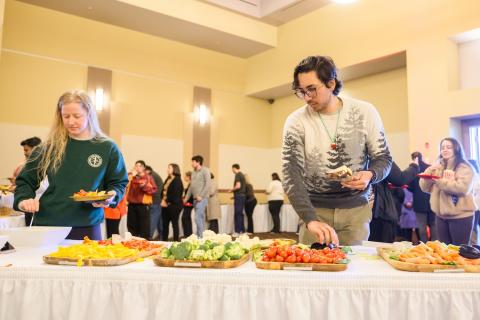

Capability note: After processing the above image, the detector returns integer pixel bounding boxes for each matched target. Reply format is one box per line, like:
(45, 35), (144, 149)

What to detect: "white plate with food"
(325, 165), (354, 181)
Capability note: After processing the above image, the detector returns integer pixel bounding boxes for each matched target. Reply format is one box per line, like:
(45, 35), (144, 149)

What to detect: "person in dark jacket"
(161, 163), (184, 241)
(369, 161), (419, 243)
(244, 174), (257, 234)
(408, 151), (437, 242)
(182, 171), (194, 238)
(145, 165), (163, 240)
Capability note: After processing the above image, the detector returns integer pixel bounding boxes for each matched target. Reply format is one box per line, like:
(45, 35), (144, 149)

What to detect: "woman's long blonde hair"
(33, 90), (107, 179)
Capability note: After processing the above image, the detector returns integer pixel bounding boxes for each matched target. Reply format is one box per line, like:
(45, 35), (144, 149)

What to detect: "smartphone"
(0, 241), (15, 254)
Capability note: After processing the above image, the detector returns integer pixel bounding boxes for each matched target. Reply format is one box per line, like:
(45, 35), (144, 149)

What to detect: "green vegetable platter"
(153, 239), (251, 269)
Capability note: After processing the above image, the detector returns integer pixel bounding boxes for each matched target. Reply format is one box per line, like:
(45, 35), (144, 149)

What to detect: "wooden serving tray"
(137, 247), (163, 258)
(43, 255), (137, 266)
(153, 253), (250, 269)
(377, 247), (480, 273)
(255, 261), (347, 272)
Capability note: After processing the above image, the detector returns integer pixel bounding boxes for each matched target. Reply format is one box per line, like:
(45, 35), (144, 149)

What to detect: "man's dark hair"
(20, 136), (41, 148)
(135, 160), (146, 167)
(232, 164), (240, 170)
(411, 151), (423, 162)
(145, 165), (153, 172)
(191, 155), (203, 165)
(292, 56), (343, 95)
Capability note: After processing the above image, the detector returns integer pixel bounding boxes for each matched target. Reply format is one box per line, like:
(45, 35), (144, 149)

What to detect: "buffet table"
(1, 245), (479, 320)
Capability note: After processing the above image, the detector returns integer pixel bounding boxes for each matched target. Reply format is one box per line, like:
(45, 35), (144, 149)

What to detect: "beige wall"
(0, 51), (86, 126)
(0, 0), (272, 178)
(2, 0), (480, 180)
(0, 0), (4, 60)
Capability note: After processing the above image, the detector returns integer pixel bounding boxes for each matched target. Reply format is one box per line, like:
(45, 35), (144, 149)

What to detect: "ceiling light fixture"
(332, 0), (357, 4)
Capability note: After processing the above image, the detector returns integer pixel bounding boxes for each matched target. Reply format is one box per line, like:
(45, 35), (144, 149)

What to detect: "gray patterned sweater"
(282, 96), (392, 225)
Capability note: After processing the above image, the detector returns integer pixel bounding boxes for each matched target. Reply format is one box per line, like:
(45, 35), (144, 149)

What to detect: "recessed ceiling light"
(332, 0), (357, 4)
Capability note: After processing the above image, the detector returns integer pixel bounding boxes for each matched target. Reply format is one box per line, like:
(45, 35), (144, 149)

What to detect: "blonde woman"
(13, 90), (128, 240)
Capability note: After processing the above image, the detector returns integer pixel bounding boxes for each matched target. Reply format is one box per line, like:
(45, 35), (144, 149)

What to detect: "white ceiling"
(200, 0), (331, 26)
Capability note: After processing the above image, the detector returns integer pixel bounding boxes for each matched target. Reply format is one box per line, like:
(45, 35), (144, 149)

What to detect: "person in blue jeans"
(146, 165), (163, 240)
(230, 164), (246, 236)
(184, 155), (212, 237)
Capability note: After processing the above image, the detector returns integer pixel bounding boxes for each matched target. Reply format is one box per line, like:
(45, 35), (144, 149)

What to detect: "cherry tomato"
(279, 250), (288, 258)
(286, 247), (294, 256)
(296, 256), (303, 263)
(275, 255), (285, 262)
(310, 254), (320, 263)
(295, 248), (303, 256)
(302, 253), (311, 263)
(262, 255), (270, 262)
(266, 248), (277, 258)
(318, 257), (329, 264)
(286, 255), (297, 263)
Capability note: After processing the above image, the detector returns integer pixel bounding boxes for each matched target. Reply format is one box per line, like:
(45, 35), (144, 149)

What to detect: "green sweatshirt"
(13, 137), (128, 227)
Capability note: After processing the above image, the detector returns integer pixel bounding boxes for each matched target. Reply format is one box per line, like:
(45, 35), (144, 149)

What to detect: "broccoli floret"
(190, 249), (206, 261)
(219, 254), (230, 261)
(170, 241), (193, 260)
(199, 244), (210, 251)
(204, 250), (215, 261)
(160, 248), (171, 259)
(204, 239), (214, 249)
(211, 245), (225, 260)
(224, 242), (234, 250)
(225, 242), (245, 260)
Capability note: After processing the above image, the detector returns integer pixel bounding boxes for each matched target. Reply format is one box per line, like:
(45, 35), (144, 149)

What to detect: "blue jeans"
(234, 194), (246, 233)
(194, 198), (208, 237)
(149, 204), (162, 240)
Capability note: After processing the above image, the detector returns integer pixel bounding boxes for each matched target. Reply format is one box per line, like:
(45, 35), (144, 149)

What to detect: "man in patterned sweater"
(282, 56), (392, 246)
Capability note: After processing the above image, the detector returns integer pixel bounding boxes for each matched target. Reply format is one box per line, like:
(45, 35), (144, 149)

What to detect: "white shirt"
(266, 180), (284, 201)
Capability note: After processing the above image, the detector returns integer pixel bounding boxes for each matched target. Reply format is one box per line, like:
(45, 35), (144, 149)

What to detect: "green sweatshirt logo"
(87, 154), (103, 168)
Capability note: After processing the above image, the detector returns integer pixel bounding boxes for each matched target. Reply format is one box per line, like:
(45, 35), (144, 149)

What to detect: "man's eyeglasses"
(293, 85), (321, 100)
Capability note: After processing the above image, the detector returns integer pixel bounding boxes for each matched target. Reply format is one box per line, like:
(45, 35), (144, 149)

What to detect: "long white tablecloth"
(1, 245), (479, 320)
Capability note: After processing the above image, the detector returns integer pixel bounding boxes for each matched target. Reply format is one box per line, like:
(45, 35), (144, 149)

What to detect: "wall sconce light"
(95, 88), (104, 111)
(195, 103), (210, 126)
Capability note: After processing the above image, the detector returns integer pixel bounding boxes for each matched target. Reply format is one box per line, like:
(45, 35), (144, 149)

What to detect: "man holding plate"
(282, 56), (392, 246)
